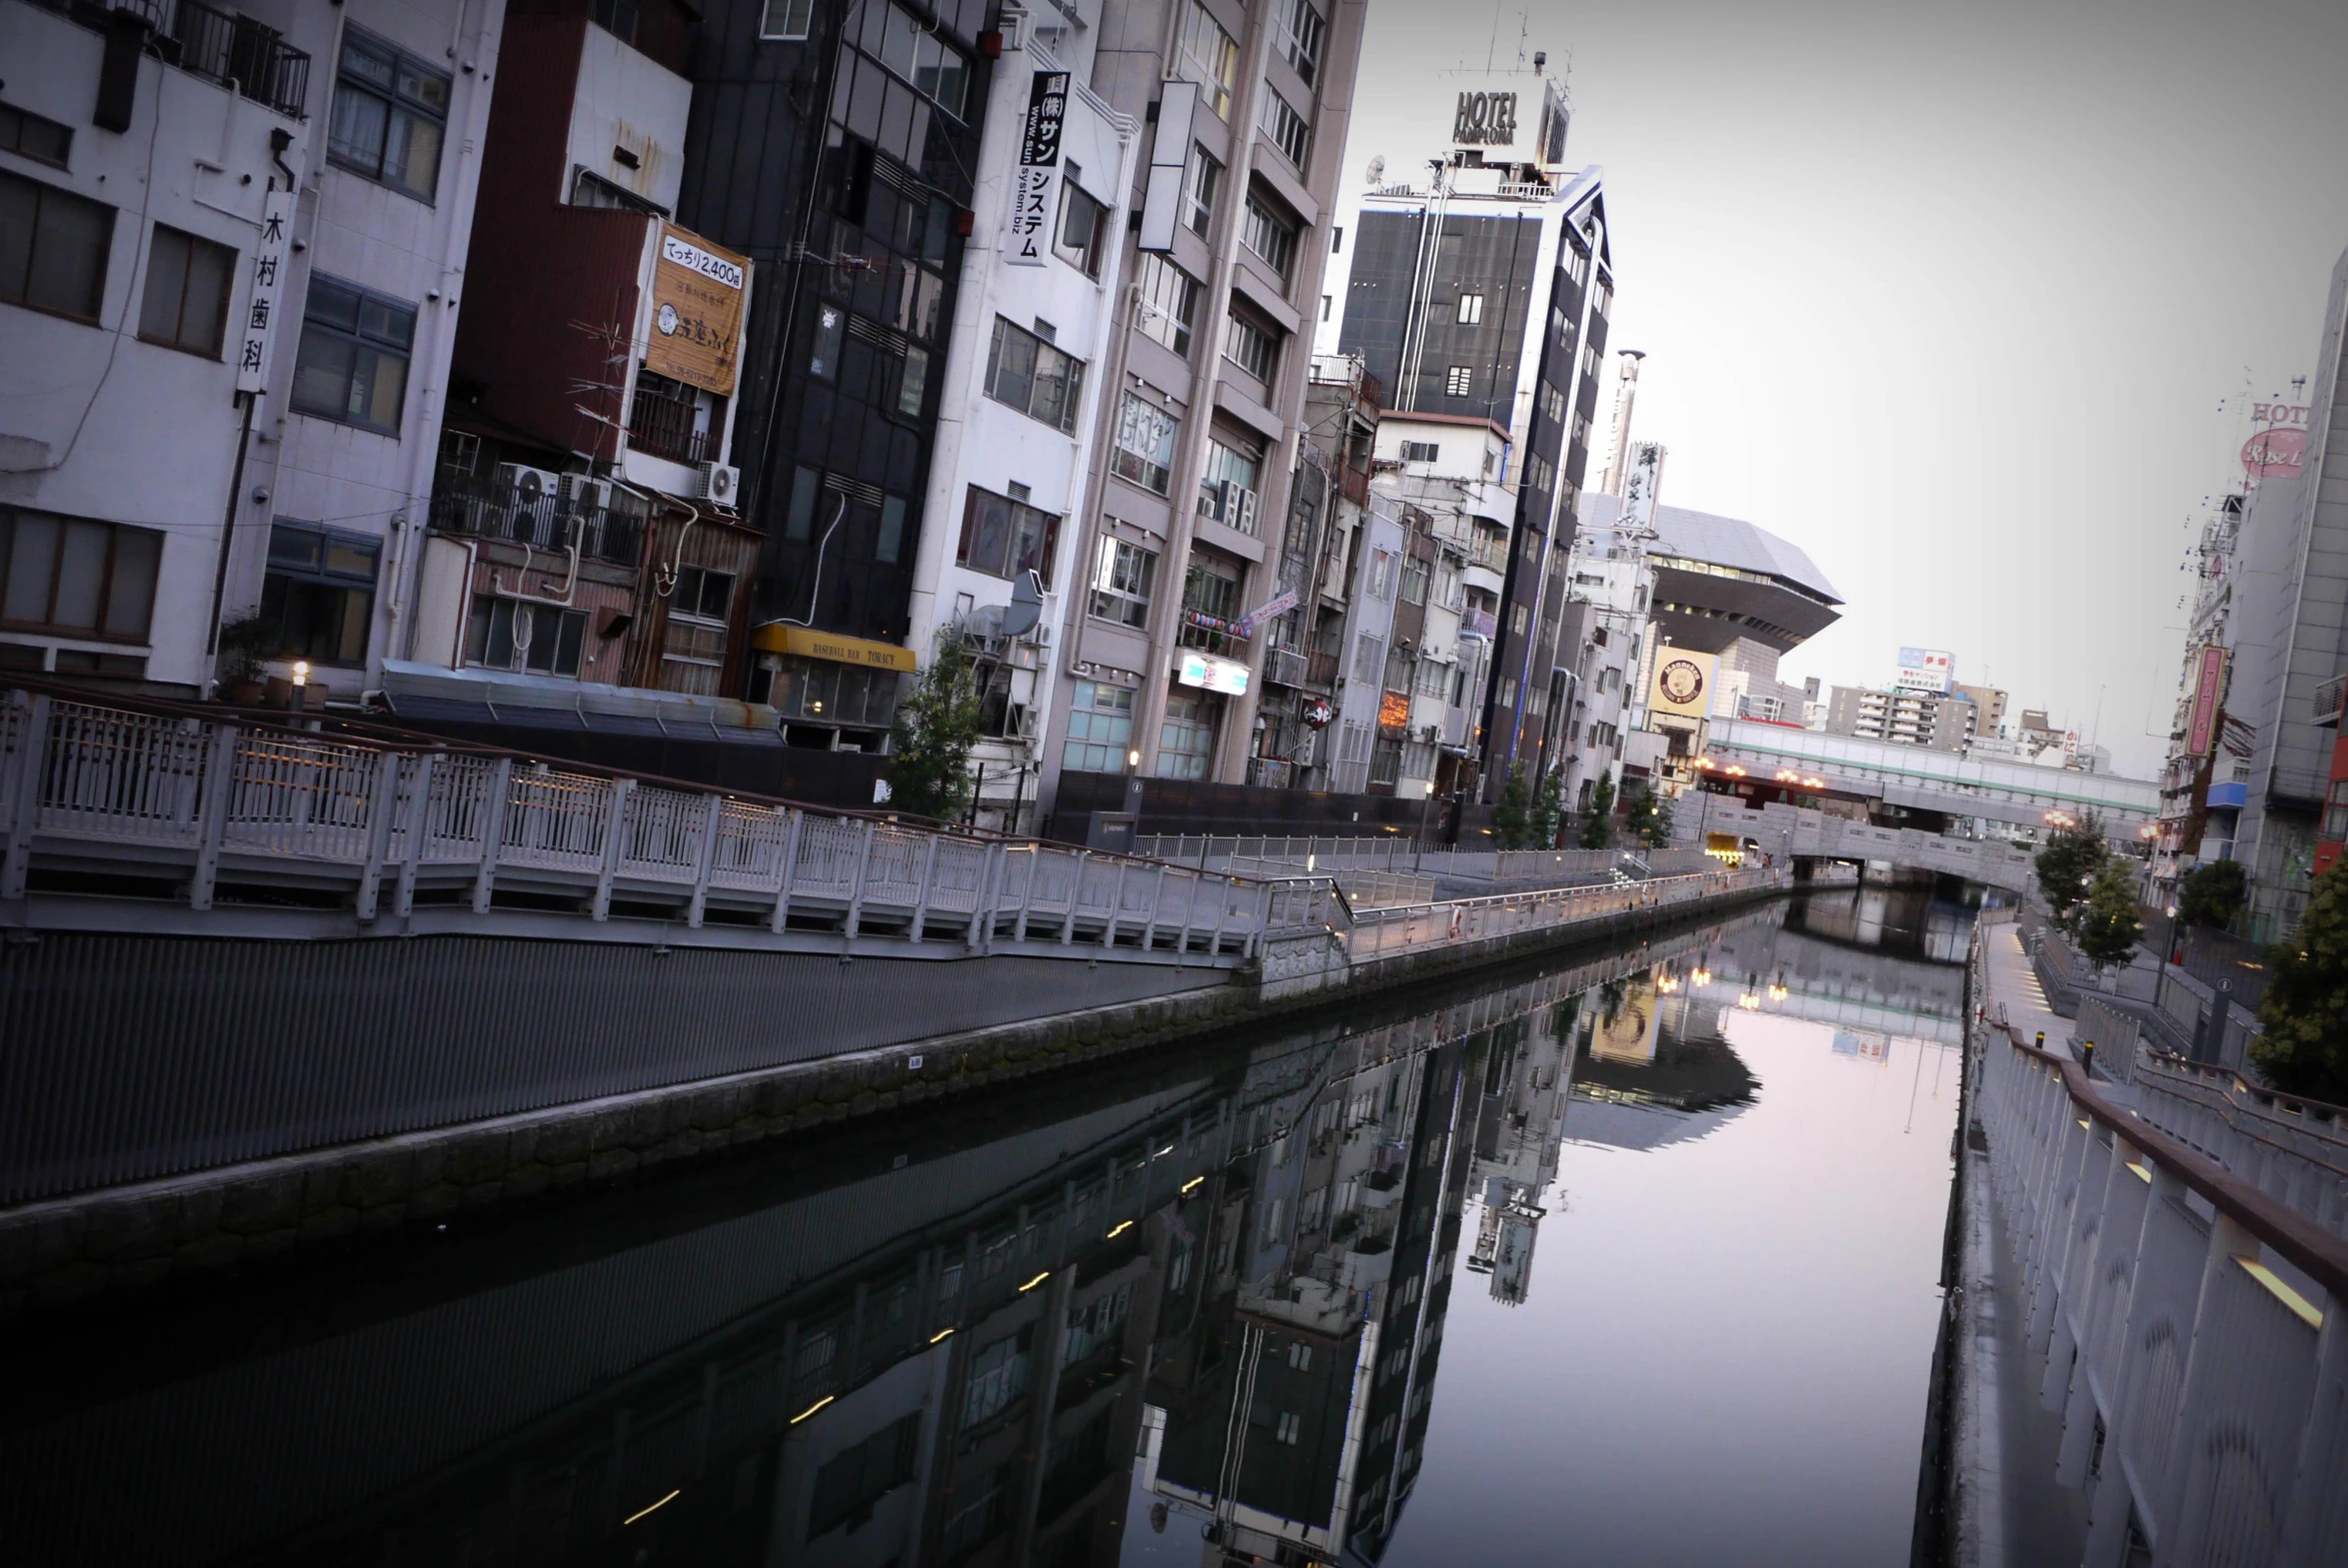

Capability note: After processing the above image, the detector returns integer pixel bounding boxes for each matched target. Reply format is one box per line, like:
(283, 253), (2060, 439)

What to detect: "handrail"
(1997, 1019), (2348, 1303)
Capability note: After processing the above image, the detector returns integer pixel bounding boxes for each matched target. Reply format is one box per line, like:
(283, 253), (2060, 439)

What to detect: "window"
(1112, 394), (1178, 495)
(911, 23), (971, 117)
(1241, 196), (1297, 280)
(137, 225), (235, 358)
(259, 521), (379, 665)
(809, 1416), (919, 1540)
(467, 596), (587, 677)
(1063, 680), (1135, 773)
(592, 0), (639, 44)
(291, 277), (416, 435)
(1523, 452), (1553, 494)
(760, 0), (814, 39)
(1399, 440), (1437, 464)
(957, 486), (1062, 587)
(328, 30), (450, 202)
(1136, 253), (1200, 355)
(0, 507), (161, 643)
(0, 170), (111, 322)
(1279, 0), (1326, 84)
(1400, 558), (1429, 605)
(1181, 559), (1240, 623)
(984, 317), (1087, 432)
(1444, 365), (1472, 396)
(1288, 1340), (1313, 1370)
(1056, 174), (1109, 278)
(2326, 780), (2348, 841)
(1456, 292), (1484, 325)
(1321, 294), (1332, 321)
(1541, 383), (1565, 423)
(0, 103), (72, 168)
(1090, 537), (1157, 628)
(1197, 438), (1260, 529)
(1275, 1410), (1301, 1445)
(1222, 311), (1277, 382)
(941, 1464), (1010, 1562)
(669, 565), (734, 624)
(1062, 1284), (1134, 1366)
(899, 343), (930, 417)
(808, 302), (844, 378)
(877, 496), (908, 563)
(1351, 634), (1383, 684)
(1160, 692), (1215, 780)
(1261, 90), (1310, 169)
(1185, 146), (1221, 238)
(1368, 550), (1395, 600)
(1175, 0), (1239, 118)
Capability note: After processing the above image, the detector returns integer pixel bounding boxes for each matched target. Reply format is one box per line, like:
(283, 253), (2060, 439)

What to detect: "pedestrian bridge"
(1706, 719), (2159, 832)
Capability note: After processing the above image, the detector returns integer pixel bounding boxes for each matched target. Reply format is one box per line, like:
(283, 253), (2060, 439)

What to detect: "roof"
(1579, 492), (1844, 605)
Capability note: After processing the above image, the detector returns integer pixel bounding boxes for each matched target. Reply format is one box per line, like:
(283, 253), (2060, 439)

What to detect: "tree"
(1490, 765), (1530, 850)
(1531, 768), (1565, 849)
(2176, 858), (2249, 931)
(2073, 857), (2145, 972)
(2252, 859), (2348, 1102)
(1623, 783), (1674, 849)
(1578, 772), (1617, 849)
(2034, 809), (2107, 928)
(883, 632), (985, 822)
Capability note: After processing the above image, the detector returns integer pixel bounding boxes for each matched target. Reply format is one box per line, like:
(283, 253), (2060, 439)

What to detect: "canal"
(0, 887), (1971, 1567)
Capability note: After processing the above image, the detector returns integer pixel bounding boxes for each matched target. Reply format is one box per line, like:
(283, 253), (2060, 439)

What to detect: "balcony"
(1261, 647), (1308, 689)
(430, 475), (645, 569)
(1177, 608), (1249, 659)
(106, 0), (312, 119)
(1460, 608), (1497, 642)
(627, 387), (713, 467)
(1247, 756), (1296, 788)
(2315, 672), (2345, 729)
(1306, 650), (1341, 689)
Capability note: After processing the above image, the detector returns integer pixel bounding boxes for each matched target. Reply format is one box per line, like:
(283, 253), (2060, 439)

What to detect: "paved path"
(1956, 918), (2090, 1567)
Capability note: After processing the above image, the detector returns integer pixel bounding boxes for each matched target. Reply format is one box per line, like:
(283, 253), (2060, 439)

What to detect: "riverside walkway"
(1949, 915), (2348, 1567)
(0, 680), (1785, 1307)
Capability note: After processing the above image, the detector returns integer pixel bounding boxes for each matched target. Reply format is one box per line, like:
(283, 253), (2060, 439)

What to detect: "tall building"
(2229, 246), (2348, 939)
(1824, 684), (1972, 753)
(900, 12), (1143, 831)
(1033, 0), (1368, 826)
(1, 0), (501, 698)
(1331, 64), (1613, 799)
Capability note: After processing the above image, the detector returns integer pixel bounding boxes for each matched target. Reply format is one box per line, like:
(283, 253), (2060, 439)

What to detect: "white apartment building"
(906, 9), (1141, 831)
(1554, 516), (1655, 816)
(0, 0), (500, 700)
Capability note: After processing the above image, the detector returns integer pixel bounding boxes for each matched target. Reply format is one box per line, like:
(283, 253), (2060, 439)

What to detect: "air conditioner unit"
(1233, 486), (1259, 536)
(1418, 724), (1441, 744)
(699, 462), (742, 506)
(559, 473), (610, 513)
(495, 463), (560, 505)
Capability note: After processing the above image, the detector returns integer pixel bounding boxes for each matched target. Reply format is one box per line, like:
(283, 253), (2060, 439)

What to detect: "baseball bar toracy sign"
(1006, 71), (1070, 267)
(647, 225), (749, 396)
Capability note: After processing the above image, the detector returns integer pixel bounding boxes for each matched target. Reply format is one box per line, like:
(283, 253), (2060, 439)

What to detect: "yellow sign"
(646, 224), (750, 396)
(1377, 691), (1412, 731)
(1648, 651), (1718, 722)
(753, 624), (919, 673)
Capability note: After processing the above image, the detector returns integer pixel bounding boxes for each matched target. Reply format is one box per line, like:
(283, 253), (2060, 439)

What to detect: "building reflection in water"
(0, 891), (1968, 1568)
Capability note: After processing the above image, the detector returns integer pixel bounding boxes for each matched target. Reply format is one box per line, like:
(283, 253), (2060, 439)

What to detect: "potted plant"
(215, 616), (280, 705)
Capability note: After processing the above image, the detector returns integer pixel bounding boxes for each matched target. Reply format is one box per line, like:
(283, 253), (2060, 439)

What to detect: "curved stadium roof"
(1576, 493), (1844, 655)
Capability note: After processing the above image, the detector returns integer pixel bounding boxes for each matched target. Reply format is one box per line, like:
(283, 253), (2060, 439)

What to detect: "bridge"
(1680, 793), (2041, 893)
(1703, 718), (2160, 833)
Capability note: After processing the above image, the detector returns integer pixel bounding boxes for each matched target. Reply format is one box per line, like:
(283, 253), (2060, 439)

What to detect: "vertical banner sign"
(236, 186), (295, 395)
(2185, 645), (2228, 757)
(1139, 79), (1199, 253)
(1005, 70), (1070, 267)
(1620, 441), (1666, 533)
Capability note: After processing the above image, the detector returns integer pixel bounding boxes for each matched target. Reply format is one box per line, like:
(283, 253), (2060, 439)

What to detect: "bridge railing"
(0, 687), (1278, 959)
(1342, 865), (1781, 962)
(1136, 835), (1708, 885)
(2129, 1049), (2348, 1242)
(1972, 972), (2348, 1562)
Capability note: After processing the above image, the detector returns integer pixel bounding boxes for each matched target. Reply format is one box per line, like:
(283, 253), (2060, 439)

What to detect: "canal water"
(0, 887), (1969, 1567)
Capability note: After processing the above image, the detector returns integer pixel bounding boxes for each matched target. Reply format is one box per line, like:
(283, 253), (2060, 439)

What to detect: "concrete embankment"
(0, 874), (1786, 1313)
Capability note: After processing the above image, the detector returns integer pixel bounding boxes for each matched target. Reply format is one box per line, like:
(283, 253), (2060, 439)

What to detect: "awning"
(753, 624), (919, 673)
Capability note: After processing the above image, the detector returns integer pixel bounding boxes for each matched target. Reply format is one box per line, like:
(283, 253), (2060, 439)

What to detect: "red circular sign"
(2241, 426), (2306, 479)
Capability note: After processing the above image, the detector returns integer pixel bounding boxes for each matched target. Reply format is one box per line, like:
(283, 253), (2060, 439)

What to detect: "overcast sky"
(1333, 0), (2348, 776)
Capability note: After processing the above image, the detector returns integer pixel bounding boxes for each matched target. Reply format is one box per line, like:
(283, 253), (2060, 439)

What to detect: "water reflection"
(0, 891), (1965, 1568)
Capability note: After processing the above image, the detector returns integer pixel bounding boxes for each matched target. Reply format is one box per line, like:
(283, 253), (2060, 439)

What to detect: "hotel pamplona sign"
(1453, 90), (1518, 147)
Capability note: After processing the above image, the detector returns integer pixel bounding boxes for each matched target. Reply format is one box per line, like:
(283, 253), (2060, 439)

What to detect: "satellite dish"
(1365, 156), (1385, 187)
(1000, 569), (1045, 639)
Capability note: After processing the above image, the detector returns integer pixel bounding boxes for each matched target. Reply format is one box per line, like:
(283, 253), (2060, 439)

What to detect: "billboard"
(1648, 650), (1718, 722)
(1894, 648), (1953, 695)
(1003, 71), (1070, 267)
(647, 225), (750, 395)
(2185, 645), (2228, 757)
(1591, 978), (1661, 1065)
(1176, 651), (1249, 697)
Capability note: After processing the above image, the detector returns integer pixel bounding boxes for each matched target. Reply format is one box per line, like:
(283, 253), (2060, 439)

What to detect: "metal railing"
(0, 689), (1275, 959)
(2131, 1049), (2348, 1240)
(94, 0), (313, 119)
(428, 476), (646, 568)
(1972, 968), (2348, 1563)
(1336, 866), (1780, 963)
(1136, 834), (1714, 885)
(627, 388), (713, 466)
